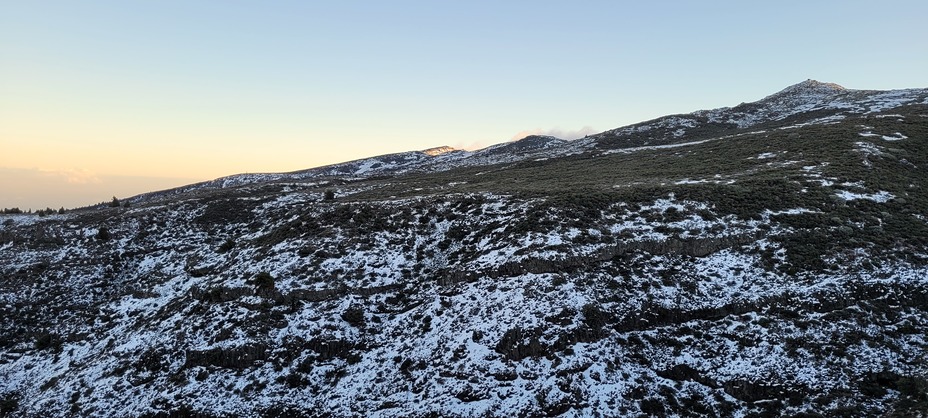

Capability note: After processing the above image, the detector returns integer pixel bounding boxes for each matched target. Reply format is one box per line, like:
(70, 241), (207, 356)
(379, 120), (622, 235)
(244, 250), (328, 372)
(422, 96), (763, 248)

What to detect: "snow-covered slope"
(2, 81), (928, 417)
(128, 81), (928, 208)
(589, 79), (928, 149)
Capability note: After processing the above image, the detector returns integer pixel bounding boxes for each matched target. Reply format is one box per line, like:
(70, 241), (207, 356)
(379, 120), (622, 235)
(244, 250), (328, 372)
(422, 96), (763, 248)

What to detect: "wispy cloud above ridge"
(451, 126), (599, 152)
(510, 126), (597, 141)
(39, 168), (102, 185)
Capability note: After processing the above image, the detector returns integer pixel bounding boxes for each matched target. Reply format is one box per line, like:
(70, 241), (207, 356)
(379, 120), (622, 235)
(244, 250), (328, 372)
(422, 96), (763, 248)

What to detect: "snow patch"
(600, 138), (715, 156)
(882, 132), (908, 141)
(835, 190), (894, 202)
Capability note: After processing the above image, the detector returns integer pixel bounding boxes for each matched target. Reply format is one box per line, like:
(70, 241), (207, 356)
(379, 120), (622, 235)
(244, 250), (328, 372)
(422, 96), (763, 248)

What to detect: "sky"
(2, 1), (927, 210)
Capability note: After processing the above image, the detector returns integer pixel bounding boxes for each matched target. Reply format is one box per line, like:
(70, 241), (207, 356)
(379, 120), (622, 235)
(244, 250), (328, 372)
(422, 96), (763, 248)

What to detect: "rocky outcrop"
(184, 344), (269, 369)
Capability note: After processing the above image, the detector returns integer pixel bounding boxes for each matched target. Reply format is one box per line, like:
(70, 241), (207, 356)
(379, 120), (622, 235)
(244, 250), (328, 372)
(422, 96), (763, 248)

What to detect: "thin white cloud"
(510, 126), (597, 141)
(452, 139), (497, 151)
(452, 126), (598, 152)
(39, 168), (102, 184)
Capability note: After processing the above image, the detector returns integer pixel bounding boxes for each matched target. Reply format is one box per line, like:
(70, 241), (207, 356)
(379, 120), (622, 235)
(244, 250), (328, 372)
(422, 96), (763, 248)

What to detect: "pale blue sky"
(1, 1), (927, 209)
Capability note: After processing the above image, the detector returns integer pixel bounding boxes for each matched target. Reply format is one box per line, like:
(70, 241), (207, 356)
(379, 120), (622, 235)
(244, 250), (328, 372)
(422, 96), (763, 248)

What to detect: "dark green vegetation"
(362, 106), (926, 198)
(348, 106), (928, 271)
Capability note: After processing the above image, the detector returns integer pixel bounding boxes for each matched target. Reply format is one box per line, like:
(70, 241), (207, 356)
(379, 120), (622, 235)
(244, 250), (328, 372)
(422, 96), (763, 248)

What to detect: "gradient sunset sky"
(2, 0), (927, 209)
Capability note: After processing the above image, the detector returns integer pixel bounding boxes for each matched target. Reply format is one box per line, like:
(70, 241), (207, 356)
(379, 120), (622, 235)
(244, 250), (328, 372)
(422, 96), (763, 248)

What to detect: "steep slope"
(2, 82), (928, 417)
(126, 81), (928, 209)
(588, 79), (928, 150)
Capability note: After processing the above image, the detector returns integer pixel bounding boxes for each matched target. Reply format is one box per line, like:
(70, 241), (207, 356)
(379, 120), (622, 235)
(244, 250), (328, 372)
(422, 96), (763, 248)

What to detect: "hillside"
(2, 81), (928, 417)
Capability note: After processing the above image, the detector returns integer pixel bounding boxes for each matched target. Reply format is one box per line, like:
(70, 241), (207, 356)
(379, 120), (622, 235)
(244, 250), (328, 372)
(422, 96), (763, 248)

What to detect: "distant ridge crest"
(421, 146), (457, 156)
(763, 79), (847, 101)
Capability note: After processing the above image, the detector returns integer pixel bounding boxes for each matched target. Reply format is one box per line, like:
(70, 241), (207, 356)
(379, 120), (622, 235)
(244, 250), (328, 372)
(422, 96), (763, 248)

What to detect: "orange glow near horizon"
(3, 2), (925, 211)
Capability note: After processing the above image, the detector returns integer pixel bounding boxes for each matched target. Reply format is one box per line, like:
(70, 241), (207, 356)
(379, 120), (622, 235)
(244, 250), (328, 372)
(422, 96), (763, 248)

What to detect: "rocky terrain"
(2, 80), (928, 417)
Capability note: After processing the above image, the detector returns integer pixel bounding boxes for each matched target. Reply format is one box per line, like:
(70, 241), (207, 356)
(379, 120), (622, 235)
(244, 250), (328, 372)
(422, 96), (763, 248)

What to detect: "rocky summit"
(2, 81), (928, 417)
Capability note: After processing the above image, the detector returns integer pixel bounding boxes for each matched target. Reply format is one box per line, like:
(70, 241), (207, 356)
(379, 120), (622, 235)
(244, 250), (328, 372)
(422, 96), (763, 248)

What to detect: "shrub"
(96, 227), (111, 241)
(640, 398), (666, 416)
(663, 206), (686, 222)
(217, 238), (235, 253)
(252, 271), (275, 291)
(34, 333), (61, 351)
(341, 306), (365, 328)
(285, 372), (307, 388)
(582, 303), (610, 331)
(893, 375), (928, 414)
(0, 392), (19, 417)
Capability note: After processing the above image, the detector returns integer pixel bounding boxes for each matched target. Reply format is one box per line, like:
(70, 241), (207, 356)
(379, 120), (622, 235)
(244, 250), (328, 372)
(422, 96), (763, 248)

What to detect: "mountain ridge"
(2, 80), (928, 417)
(123, 80), (928, 208)
(761, 79), (847, 100)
